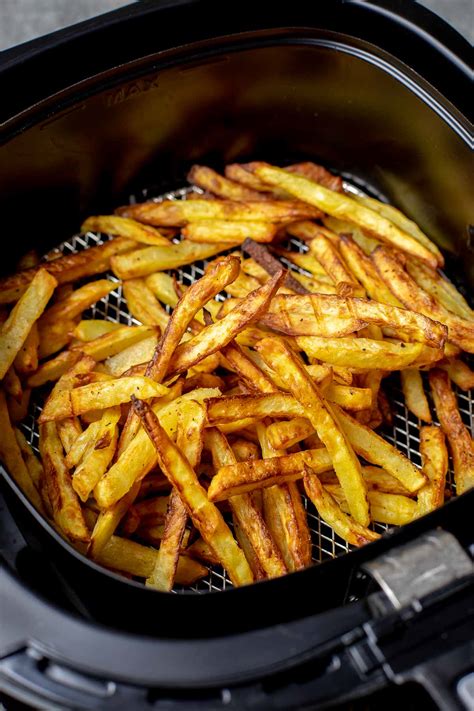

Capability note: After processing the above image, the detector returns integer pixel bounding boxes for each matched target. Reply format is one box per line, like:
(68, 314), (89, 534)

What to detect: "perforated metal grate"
(19, 183), (473, 594)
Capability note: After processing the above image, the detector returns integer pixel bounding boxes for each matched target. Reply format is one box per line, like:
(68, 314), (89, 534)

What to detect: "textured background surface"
(0, 0), (472, 51)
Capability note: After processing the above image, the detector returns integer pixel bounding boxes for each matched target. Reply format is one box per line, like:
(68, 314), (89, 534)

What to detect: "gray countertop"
(0, 0), (472, 51)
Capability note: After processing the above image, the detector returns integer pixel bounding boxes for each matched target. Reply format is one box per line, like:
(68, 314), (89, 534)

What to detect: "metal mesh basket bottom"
(19, 184), (473, 594)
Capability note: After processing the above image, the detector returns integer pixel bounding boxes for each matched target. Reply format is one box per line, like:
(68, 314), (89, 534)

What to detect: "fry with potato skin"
(131, 397), (253, 586)
(0, 269), (57, 379)
(429, 369), (474, 494)
(417, 426), (448, 516)
(406, 260), (473, 321)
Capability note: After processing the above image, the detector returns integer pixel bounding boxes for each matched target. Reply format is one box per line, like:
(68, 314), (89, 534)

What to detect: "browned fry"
(183, 220), (277, 244)
(14, 323), (39, 375)
(220, 341), (277, 394)
(286, 161), (343, 192)
(440, 359), (474, 391)
(0, 390), (43, 511)
(231, 438), (260, 462)
(401, 369), (432, 423)
(166, 270), (285, 378)
(225, 163), (284, 194)
(39, 421), (89, 542)
(320, 466), (412, 497)
(261, 294), (447, 347)
(3, 365), (23, 402)
(303, 471), (380, 546)
(27, 350), (83, 388)
(183, 372), (225, 392)
(70, 325), (156, 361)
(308, 232), (364, 297)
(7, 387), (31, 423)
(208, 447), (333, 501)
(122, 279), (169, 330)
(39, 355), (97, 423)
(255, 338), (369, 526)
(17, 249), (40, 271)
(0, 238), (134, 304)
(116, 198), (322, 226)
(241, 238), (309, 295)
(273, 246), (329, 278)
(131, 397), (253, 586)
(82, 215), (171, 246)
(266, 417), (315, 450)
(373, 246), (474, 352)
(339, 235), (403, 307)
(206, 427), (287, 579)
(40, 279), (117, 326)
(406, 260), (473, 321)
(429, 369), (474, 494)
(417, 426), (448, 515)
(185, 538), (220, 565)
(187, 165), (266, 201)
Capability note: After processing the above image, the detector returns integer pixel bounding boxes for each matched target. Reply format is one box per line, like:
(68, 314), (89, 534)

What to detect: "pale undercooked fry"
(400, 369), (432, 422)
(0, 238), (134, 304)
(72, 407), (120, 502)
(82, 215), (171, 246)
(131, 396), (253, 586)
(39, 420), (89, 542)
(323, 217), (381, 255)
(261, 294), (447, 347)
(252, 163), (438, 267)
(0, 269), (57, 379)
(0, 390), (43, 511)
(70, 376), (168, 416)
(122, 279), (169, 330)
(117, 197), (321, 226)
(373, 246), (474, 353)
(256, 338), (369, 526)
(183, 220), (277, 244)
(417, 425), (448, 516)
(303, 471), (380, 546)
(429, 369), (474, 495)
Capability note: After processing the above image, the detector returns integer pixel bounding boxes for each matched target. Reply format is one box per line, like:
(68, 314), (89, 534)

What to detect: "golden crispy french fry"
(0, 390), (43, 510)
(401, 369), (432, 422)
(332, 405), (426, 492)
(440, 359), (474, 391)
(256, 338), (369, 526)
(352, 194), (444, 266)
(273, 246), (329, 278)
(231, 438), (260, 462)
(328, 485), (417, 525)
(117, 197), (321, 226)
(262, 294), (447, 347)
(145, 272), (180, 308)
(40, 279), (117, 327)
(206, 427), (287, 579)
(72, 320), (123, 341)
(225, 163), (289, 196)
(417, 425), (448, 516)
(7, 388), (31, 423)
(57, 417), (83, 454)
(88, 481), (141, 559)
(253, 164), (438, 267)
(373, 246), (474, 352)
(323, 217), (381, 254)
(38, 355), (97, 423)
(38, 318), (78, 359)
(64, 420), (101, 468)
(186, 537), (220, 565)
(27, 353), (84, 390)
(220, 342), (277, 394)
(224, 269), (262, 298)
(303, 471), (380, 546)
(188, 165), (266, 201)
(70, 376), (168, 416)
(406, 261), (473, 321)
(82, 215), (171, 246)
(39, 421), (89, 542)
(112, 240), (233, 280)
(307, 231), (363, 297)
(122, 279), (169, 330)
(72, 407), (120, 502)
(208, 447), (333, 501)
(0, 269), (57, 379)
(300, 337), (431, 372)
(0, 238), (135, 305)
(266, 417), (313, 450)
(95, 388), (220, 507)
(429, 369), (474, 494)
(183, 220), (276, 244)
(13, 323), (39, 375)
(321, 465), (412, 497)
(70, 325), (156, 360)
(3, 365), (23, 403)
(104, 334), (158, 377)
(14, 427), (44, 494)
(131, 397), (253, 586)
(168, 271), (285, 378)
(286, 161), (343, 191)
(96, 536), (207, 584)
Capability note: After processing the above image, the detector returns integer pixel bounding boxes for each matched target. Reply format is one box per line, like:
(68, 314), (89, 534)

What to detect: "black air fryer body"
(0, 2), (473, 709)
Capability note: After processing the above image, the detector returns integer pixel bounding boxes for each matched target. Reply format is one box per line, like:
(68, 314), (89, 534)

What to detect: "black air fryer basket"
(0, 1), (473, 709)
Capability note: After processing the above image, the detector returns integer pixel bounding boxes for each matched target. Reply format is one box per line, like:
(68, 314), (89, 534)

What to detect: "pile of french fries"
(0, 160), (473, 591)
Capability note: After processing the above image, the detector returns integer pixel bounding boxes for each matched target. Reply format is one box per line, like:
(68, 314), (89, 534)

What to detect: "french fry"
(3, 365), (23, 403)
(304, 470), (380, 546)
(255, 338), (369, 526)
(39, 355), (97, 423)
(0, 238), (135, 305)
(70, 325), (156, 361)
(72, 320), (123, 341)
(241, 239), (309, 295)
(186, 537), (220, 565)
(321, 466), (412, 497)
(406, 261), (473, 321)
(253, 163), (438, 267)
(82, 215), (171, 246)
(131, 397), (253, 586)
(39, 279), (117, 326)
(70, 376), (168, 416)
(206, 427), (287, 578)
(104, 335), (158, 377)
(72, 407), (120, 502)
(323, 217), (381, 255)
(17, 249), (40, 271)
(401, 369), (432, 422)
(14, 428), (44, 497)
(39, 420), (89, 542)
(286, 161), (343, 191)
(339, 235), (403, 307)
(220, 341), (277, 394)
(0, 390), (43, 510)
(122, 279), (169, 330)
(231, 438), (260, 462)
(0, 269), (57, 379)
(183, 220), (277, 244)
(373, 246), (474, 353)
(7, 387), (31, 423)
(37, 318), (78, 359)
(88, 481), (141, 559)
(261, 294), (447, 347)
(187, 165), (266, 201)
(417, 426), (448, 516)
(117, 197), (321, 226)
(13, 323), (39, 375)
(429, 369), (474, 494)
(332, 405), (426, 492)
(440, 358), (474, 391)
(273, 246), (328, 278)
(266, 417), (314, 450)
(27, 350), (83, 388)
(65, 420), (101, 468)
(327, 485), (417, 526)
(208, 447), (333, 501)
(225, 163), (290, 197)
(145, 272), (180, 308)
(57, 417), (83, 454)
